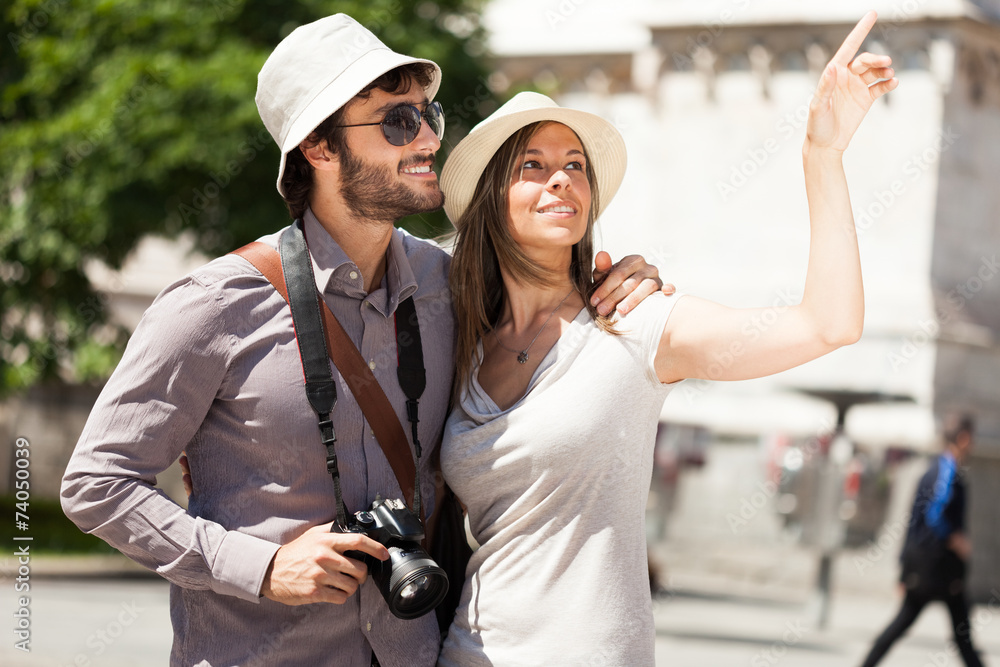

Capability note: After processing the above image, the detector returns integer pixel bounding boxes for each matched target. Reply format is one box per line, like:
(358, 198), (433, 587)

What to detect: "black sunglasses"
(336, 101), (445, 146)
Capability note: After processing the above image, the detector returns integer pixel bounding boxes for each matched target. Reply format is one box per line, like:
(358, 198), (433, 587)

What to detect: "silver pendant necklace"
(492, 288), (576, 364)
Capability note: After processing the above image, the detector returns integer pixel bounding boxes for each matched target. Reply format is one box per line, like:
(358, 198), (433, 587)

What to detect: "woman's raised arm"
(655, 11), (898, 384)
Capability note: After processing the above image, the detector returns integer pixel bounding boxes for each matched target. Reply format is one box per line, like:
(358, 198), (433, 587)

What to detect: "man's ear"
(299, 137), (339, 173)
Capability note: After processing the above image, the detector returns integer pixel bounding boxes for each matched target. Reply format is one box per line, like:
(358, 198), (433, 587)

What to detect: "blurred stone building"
(482, 0), (1000, 599)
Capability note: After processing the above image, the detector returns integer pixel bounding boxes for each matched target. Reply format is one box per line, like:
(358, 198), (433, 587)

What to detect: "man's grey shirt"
(61, 210), (455, 666)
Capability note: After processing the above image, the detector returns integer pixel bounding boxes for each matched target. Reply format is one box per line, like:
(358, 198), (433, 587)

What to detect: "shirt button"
(349, 270), (359, 280)
(368, 360), (376, 370)
(366, 622), (372, 632)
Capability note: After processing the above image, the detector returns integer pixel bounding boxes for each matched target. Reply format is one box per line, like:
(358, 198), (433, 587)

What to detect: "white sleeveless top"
(438, 292), (685, 667)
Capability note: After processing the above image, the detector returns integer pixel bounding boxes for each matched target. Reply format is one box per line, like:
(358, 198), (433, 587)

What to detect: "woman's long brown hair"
(448, 121), (617, 401)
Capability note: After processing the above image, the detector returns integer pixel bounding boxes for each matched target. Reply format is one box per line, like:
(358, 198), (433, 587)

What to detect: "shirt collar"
(303, 208), (356, 295)
(302, 208), (418, 315)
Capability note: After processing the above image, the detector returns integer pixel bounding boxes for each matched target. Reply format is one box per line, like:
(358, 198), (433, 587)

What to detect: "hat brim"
(274, 50), (441, 196)
(441, 97), (626, 225)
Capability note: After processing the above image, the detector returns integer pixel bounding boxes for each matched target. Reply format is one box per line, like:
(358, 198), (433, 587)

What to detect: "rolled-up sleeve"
(61, 273), (280, 602)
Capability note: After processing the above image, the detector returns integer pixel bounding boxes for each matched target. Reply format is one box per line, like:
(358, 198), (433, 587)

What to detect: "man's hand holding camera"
(180, 454), (390, 606)
(261, 522), (390, 606)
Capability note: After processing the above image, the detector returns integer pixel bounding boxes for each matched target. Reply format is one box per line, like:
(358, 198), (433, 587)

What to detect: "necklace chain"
(492, 288), (576, 364)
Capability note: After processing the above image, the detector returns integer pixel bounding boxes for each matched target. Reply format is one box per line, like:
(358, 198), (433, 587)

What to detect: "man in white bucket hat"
(63, 13), (667, 667)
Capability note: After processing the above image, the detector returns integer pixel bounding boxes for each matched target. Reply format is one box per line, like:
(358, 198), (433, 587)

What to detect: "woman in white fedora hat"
(435, 12), (896, 667)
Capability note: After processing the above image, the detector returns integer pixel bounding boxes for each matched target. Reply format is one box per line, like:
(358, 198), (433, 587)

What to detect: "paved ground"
(2, 560), (998, 666)
(647, 536), (1000, 667)
(654, 579), (1000, 666)
(2, 575), (171, 667)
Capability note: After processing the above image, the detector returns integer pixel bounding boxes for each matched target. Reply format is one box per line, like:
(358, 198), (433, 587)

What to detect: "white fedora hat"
(256, 14), (442, 196)
(441, 92), (626, 225)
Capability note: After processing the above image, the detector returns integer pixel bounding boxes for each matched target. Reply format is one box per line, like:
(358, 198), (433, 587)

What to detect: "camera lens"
(381, 547), (449, 619)
(400, 575), (429, 600)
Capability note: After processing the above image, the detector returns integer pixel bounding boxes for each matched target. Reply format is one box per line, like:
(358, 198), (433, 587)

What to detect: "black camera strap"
(279, 223), (348, 526)
(394, 296), (425, 519)
(274, 221), (426, 526)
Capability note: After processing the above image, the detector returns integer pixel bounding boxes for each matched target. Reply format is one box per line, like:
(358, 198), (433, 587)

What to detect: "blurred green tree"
(1, 0), (492, 394)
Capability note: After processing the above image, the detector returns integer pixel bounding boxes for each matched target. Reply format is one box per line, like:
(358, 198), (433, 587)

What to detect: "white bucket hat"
(256, 14), (442, 196)
(440, 92), (626, 225)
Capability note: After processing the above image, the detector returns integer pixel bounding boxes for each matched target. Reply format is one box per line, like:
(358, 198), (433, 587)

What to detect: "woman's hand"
(179, 453), (193, 497)
(806, 11), (898, 154)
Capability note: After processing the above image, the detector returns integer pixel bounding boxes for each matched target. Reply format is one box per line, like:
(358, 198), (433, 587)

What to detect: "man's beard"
(338, 147), (445, 222)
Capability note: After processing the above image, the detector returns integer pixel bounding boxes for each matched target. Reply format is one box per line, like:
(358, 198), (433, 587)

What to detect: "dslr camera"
(335, 497), (448, 619)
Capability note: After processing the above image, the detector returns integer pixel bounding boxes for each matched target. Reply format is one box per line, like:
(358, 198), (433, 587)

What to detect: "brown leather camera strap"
(231, 241), (417, 508)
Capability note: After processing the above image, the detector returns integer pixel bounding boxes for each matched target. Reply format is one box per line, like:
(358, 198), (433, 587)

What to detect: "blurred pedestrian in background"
(860, 414), (984, 667)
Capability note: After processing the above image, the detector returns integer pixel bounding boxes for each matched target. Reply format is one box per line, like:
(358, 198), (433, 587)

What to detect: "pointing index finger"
(832, 10), (878, 67)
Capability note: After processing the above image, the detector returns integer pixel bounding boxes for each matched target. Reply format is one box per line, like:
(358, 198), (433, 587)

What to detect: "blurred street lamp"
(794, 389), (913, 629)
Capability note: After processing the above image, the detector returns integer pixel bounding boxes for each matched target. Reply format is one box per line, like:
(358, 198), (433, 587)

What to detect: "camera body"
(347, 497), (425, 546)
(336, 497), (448, 620)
